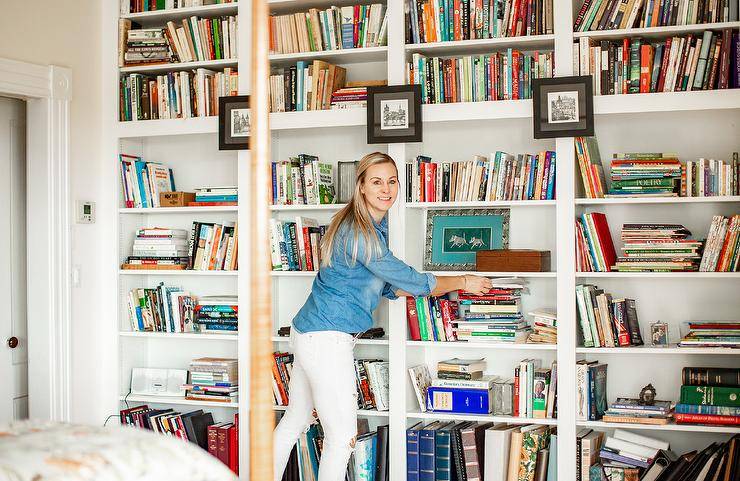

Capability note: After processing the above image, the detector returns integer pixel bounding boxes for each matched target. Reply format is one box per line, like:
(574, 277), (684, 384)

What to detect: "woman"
(273, 152), (492, 481)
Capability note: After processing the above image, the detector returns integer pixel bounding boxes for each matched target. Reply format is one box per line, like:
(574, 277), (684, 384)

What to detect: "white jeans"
(273, 330), (358, 481)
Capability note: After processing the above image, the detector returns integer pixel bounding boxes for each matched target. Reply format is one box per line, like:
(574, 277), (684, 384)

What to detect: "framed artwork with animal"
(423, 208), (510, 271)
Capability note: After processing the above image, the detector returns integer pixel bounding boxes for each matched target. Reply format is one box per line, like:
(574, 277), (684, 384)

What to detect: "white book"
(432, 376), (498, 390)
(483, 425), (520, 481)
(605, 436), (660, 460)
(613, 428), (670, 451)
(408, 365), (432, 412)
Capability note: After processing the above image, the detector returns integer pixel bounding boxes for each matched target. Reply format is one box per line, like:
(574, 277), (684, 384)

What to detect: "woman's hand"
(463, 275), (493, 296)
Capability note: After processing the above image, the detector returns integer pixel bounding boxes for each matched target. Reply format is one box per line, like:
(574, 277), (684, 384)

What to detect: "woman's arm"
(396, 274), (492, 297)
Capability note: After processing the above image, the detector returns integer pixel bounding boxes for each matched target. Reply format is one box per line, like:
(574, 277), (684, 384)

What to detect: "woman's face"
(360, 162), (399, 219)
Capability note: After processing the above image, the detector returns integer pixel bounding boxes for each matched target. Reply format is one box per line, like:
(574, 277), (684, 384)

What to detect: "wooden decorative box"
(159, 191), (195, 207)
(476, 249), (551, 272)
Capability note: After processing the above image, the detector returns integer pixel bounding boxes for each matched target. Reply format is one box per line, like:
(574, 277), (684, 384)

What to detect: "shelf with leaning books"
(119, 58), (238, 74)
(270, 107), (367, 129)
(269, 270), (318, 277)
(119, 269), (238, 276)
(577, 419), (740, 433)
(407, 340), (556, 350)
(573, 21), (740, 40)
(576, 345), (740, 355)
(593, 89), (740, 114)
(420, 98), (535, 122)
(575, 196), (740, 205)
(120, 3), (239, 24)
(406, 200), (556, 208)
(576, 271), (740, 277)
(269, 203), (346, 211)
(272, 405), (390, 417)
(268, 46), (388, 66)
(120, 394), (239, 408)
(425, 270), (556, 278)
(121, 331), (239, 341)
(271, 336), (389, 346)
(406, 410), (559, 425)
(120, 206), (239, 214)
(405, 34), (556, 55)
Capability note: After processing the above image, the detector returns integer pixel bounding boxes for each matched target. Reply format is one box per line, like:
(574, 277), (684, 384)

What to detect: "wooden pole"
(249, 0), (273, 479)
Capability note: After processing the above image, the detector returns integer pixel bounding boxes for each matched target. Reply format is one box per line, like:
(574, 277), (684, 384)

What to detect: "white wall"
(0, 1), (112, 423)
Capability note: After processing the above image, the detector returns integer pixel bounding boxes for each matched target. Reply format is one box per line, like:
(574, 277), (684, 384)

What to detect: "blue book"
(434, 423), (453, 481)
(133, 160), (149, 208)
(599, 448), (650, 468)
(296, 61), (307, 111)
(306, 425), (321, 476)
(353, 432), (377, 481)
(419, 422), (440, 481)
(200, 323), (237, 331)
(271, 162), (278, 203)
(547, 433), (557, 481)
(426, 387), (492, 414)
(407, 423), (423, 481)
(194, 195), (238, 202)
(546, 154), (556, 200)
(527, 155), (537, 199)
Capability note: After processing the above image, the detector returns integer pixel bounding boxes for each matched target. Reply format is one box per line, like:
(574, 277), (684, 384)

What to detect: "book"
(426, 386), (493, 414)
(408, 365), (433, 412)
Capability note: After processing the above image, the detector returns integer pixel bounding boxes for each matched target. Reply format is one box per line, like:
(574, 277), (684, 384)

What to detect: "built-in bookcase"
(106, 0), (740, 479)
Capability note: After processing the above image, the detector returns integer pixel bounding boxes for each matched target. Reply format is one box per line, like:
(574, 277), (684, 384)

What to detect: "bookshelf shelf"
(270, 270), (317, 277)
(407, 200), (556, 209)
(270, 108), (366, 130)
(272, 405), (389, 417)
(407, 341), (556, 350)
(119, 58), (238, 74)
(573, 21), (740, 40)
(421, 99), (532, 123)
(593, 89), (740, 115)
(575, 272), (740, 278)
(118, 269), (238, 276)
(120, 331), (238, 341)
(271, 336), (389, 346)
(269, 203), (346, 211)
(575, 196), (740, 205)
(119, 206), (238, 214)
(407, 411), (558, 426)
(269, 46), (388, 66)
(576, 346), (740, 355)
(427, 270), (557, 278)
(577, 420), (740, 435)
(117, 116), (218, 138)
(120, 394), (239, 408)
(404, 34), (556, 55)
(120, 3), (239, 24)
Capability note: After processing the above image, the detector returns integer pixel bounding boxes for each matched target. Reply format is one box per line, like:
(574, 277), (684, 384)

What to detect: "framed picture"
(532, 76), (594, 139)
(367, 85), (422, 144)
(219, 95), (250, 150)
(424, 208), (510, 271)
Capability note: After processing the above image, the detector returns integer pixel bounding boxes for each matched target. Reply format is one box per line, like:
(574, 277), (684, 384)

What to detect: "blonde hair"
(320, 152), (398, 267)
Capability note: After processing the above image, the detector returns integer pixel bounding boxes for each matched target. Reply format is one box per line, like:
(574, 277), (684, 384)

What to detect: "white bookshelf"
(105, 0), (740, 478)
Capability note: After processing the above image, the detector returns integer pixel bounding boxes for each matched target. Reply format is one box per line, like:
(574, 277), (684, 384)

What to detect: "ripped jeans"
(273, 329), (358, 481)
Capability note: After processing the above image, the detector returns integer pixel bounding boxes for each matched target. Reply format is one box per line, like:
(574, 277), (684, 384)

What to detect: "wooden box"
(476, 249), (551, 272)
(159, 192), (195, 207)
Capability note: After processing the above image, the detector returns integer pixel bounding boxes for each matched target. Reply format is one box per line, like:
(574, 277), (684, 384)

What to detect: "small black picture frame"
(367, 85), (422, 144)
(219, 95), (250, 150)
(532, 76), (594, 139)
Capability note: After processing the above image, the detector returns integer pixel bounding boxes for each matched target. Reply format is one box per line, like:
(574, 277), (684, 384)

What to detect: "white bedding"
(0, 420), (238, 481)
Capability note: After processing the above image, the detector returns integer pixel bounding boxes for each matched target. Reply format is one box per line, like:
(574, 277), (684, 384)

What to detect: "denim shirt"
(292, 216), (436, 334)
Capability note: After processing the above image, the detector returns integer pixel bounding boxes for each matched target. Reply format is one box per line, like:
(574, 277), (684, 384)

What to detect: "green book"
(611, 178), (675, 188)
(629, 38), (641, 93)
(316, 162), (335, 204)
(213, 19), (221, 60)
(680, 385), (740, 407)
(416, 297), (429, 341)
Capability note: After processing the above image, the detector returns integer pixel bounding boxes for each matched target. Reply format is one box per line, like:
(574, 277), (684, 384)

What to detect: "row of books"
(185, 357), (238, 404)
(120, 155), (175, 208)
(405, 0), (554, 44)
(269, 4), (388, 54)
(120, 0), (237, 15)
(407, 50), (554, 103)
(574, 0), (738, 31)
(119, 68), (238, 121)
(575, 29), (740, 96)
(269, 217), (326, 272)
(678, 320), (740, 347)
(271, 156), (336, 205)
(166, 16), (238, 63)
(575, 360), (608, 421)
(576, 285), (644, 348)
(575, 212), (617, 272)
(268, 61), (346, 112)
(700, 214), (740, 271)
(407, 421), (555, 481)
(676, 366), (740, 426)
(405, 151), (557, 203)
(684, 156), (740, 196)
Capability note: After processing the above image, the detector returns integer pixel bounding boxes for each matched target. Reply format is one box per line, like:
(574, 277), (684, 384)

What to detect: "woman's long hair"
(320, 152), (398, 267)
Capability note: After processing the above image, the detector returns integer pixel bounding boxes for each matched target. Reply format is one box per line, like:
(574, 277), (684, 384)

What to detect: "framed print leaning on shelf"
(219, 95), (250, 150)
(367, 85), (422, 144)
(424, 208), (510, 271)
(533, 76), (594, 139)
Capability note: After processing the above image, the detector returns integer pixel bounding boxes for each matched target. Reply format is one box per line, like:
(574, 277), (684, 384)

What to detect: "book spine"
(682, 367), (740, 387)
(679, 385), (740, 407)
(674, 412), (740, 425)
(426, 387), (492, 414)
(407, 428), (421, 481)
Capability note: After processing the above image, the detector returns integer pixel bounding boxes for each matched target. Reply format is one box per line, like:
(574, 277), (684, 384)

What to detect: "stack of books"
(354, 359), (390, 412)
(699, 214), (740, 272)
(194, 296), (237, 335)
(615, 223), (701, 272)
(408, 50), (554, 103)
(592, 429), (670, 478)
(329, 86), (367, 109)
(123, 227), (189, 270)
(675, 367), (740, 426)
(268, 4), (388, 54)
(678, 320), (740, 348)
(405, 151), (557, 203)
(126, 284), (196, 332)
(576, 285), (644, 348)
(405, 293), (460, 341)
(602, 397), (673, 425)
(450, 279), (530, 344)
(122, 28), (172, 67)
(269, 216), (326, 271)
(607, 154), (682, 198)
(270, 155), (336, 206)
(424, 358), (493, 414)
(120, 154), (175, 208)
(575, 0), (736, 31)
(185, 358), (238, 404)
(576, 360), (608, 421)
(186, 221), (238, 271)
(269, 61), (346, 112)
(527, 308), (557, 344)
(190, 187), (237, 206)
(683, 155), (739, 196)
(406, 422), (555, 481)
(575, 137), (606, 198)
(575, 212), (617, 272)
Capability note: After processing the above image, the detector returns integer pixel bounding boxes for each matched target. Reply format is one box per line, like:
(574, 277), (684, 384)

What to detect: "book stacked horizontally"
(606, 153), (681, 198)
(194, 296), (237, 335)
(124, 28), (172, 67)
(451, 279), (530, 344)
(602, 397), (673, 425)
(575, 212), (618, 272)
(123, 228), (189, 270)
(699, 214), (740, 272)
(527, 308), (557, 344)
(575, 285), (645, 348)
(675, 367), (740, 426)
(595, 429), (671, 476)
(185, 358), (238, 404)
(329, 87), (367, 109)
(189, 186), (237, 206)
(678, 321), (740, 348)
(614, 223), (702, 272)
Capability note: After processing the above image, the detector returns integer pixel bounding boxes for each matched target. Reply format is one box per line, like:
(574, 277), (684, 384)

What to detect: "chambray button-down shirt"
(293, 216), (436, 335)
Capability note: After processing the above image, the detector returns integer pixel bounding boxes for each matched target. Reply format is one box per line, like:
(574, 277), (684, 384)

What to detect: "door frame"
(0, 57), (71, 421)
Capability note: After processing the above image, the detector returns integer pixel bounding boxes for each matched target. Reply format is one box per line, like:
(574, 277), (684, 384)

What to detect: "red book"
(353, 5), (360, 47)
(424, 162), (437, 202)
(657, 37), (673, 92)
(439, 299), (456, 341)
(187, 201), (238, 206)
(453, 0), (461, 41)
(217, 423), (232, 466)
(622, 38), (630, 94)
(590, 213), (617, 271)
(674, 413), (740, 426)
(207, 424), (220, 458)
(512, 51), (520, 100)
(271, 354), (289, 405)
(228, 424), (238, 474)
(639, 44), (653, 93)
(406, 296), (421, 341)
(302, 227), (314, 271)
(513, 367), (520, 417)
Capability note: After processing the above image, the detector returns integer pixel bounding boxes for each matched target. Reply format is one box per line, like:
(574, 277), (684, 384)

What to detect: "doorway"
(0, 96), (28, 422)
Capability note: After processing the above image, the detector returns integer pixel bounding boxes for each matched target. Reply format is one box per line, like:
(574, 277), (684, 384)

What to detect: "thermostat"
(76, 201), (95, 224)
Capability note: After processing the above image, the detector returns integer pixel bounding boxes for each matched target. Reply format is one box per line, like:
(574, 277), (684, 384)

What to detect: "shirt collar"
(373, 215), (388, 236)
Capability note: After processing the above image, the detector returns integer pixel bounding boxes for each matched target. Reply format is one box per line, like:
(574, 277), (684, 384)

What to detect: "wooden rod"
(249, 0), (273, 479)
